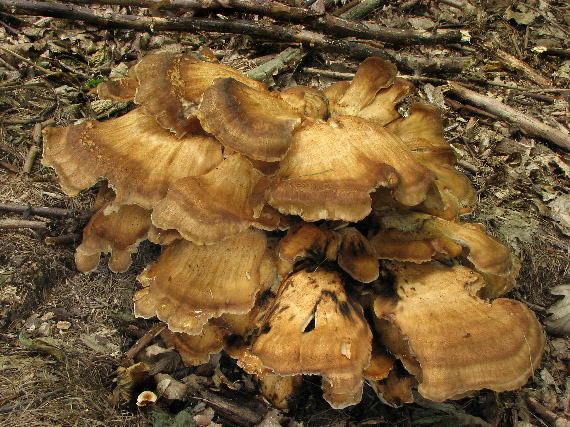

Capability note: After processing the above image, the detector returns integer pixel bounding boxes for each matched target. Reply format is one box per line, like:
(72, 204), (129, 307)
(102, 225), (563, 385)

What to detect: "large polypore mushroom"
(42, 51), (544, 411)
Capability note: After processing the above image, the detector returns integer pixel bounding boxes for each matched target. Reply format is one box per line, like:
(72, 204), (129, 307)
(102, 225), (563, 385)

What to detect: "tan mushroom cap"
(333, 57), (398, 116)
(134, 228), (268, 334)
(253, 268), (372, 409)
(75, 202), (151, 273)
(42, 108), (223, 209)
(151, 154), (273, 245)
(357, 78), (416, 126)
(323, 80), (350, 107)
(197, 78), (302, 161)
(267, 116), (435, 222)
(279, 86), (329, 120)
(134, 52), (267, 137)
(373, 212), (521, 297)
(374, 262), (545, 402)
(161, 325), (227, 366)
(337, 227), (379, 283)
(387, 104), (476, 218)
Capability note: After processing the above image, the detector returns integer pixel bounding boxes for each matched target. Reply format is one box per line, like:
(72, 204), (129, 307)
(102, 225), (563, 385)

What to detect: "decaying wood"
(45, 233), (82, 245)
(245, 47), (306, 85)
(448, 83), (570, 152)
(482, 41), (550, 86)
(200, 391), (267, 426)
(0, 219), (47, 229)
(0, 0), (470, 46)
(338, 0), (385, 20)
(0, 203), (92, 219)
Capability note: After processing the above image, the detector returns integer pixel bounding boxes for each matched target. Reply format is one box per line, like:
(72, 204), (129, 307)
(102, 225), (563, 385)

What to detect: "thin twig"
(0, 202), (92, 219)
(0, 45), (51, 74)
(0, 389), (64, 414)
(45, 233), (82, 245)
(121, 322), (166, 365)
(0, 219), (47, 229)
(22, 144), (39, 174)
(448, 83), (570, 152)
(0, 160), (19, 173)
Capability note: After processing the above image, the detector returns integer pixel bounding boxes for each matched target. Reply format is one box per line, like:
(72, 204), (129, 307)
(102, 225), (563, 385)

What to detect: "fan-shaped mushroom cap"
(357, 78), (416, 126)
(253, 268), (372, 409)
(332, 57), (398, 116)
(151, 154), (273, 245)
(387, 104), (476, 218)
(374, 262), (545, 402)
(267, 116), (435, 222)
(323, 80), (350, 106)
(147, 226), (182, 246)
(337, 227), (379, 283)
(197, 78), (302, 162)
(371, 212), (521, 297)
(134, 229), (269, 334)
(134, 52), (267, 137)
(161, 325), (227, 366)
(42, 108), (223, 209)
(279, 86), (329, 119)
(75, 202), (151, 273)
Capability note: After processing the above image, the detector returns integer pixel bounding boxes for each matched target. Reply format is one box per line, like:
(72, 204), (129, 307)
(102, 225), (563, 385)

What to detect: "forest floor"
(0, 0), (569, 426)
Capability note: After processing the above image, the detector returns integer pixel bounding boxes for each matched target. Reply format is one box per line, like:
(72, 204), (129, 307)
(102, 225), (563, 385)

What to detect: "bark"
(1, 0), (469, 45)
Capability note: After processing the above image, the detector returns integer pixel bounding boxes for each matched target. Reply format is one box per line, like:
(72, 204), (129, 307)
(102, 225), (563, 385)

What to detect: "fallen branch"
(448, 83), (570, 152)
(0, 202), (92, 219)
(121, 322), (166, 365)
(57, 0), (468, 45)
(0, 219), (47, 229)
(246, 47), (306, 85)
(0, 0), (474, 71)
(45, 233), (82, 245)
(482, 41), (550, 86)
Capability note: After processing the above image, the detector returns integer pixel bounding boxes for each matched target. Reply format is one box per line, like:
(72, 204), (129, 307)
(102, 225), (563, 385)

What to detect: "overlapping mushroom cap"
(373, 262), (544, 401)
(41, 52), (544, 411)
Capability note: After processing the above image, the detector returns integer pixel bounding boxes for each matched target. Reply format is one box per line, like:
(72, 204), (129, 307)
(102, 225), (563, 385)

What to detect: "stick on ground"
(448, 83), (570, 152)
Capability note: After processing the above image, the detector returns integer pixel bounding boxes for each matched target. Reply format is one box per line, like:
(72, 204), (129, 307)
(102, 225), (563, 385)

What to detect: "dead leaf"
(504, 5), (538, 25)
(549, 195), (570, 237)
(545, 284), (570, 336)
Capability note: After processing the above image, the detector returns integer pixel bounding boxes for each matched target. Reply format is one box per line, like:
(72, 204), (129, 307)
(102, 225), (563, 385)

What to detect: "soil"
(0, 1), (569, 426)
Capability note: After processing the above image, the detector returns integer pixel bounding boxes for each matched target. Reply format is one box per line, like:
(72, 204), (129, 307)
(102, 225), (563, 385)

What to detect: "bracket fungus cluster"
(43, 51), (545, 410)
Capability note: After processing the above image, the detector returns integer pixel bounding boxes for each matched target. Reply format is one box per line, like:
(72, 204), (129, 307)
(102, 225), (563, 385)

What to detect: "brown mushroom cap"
(372, 212), (521, 297)
(374, 262), (545, 402)
(357, 78), (416, 126)
(151, 154), (272, 245)
(387, 104), (476, 218)
(267, 116), (436, 222)
(253, 268), (372, 409)
(332, 57), (398, 116)
(337, 227), (379, 283)
(197, 78), (302, 162)
(161, 325), (227, 366)
(134, 228), (269, 334)
(279, 85), (329, 120)
(368, 363), (419, 407)
(42, 108), (223, 209)
(134, 52), (267, 137)
(75, 202), (152, 273)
